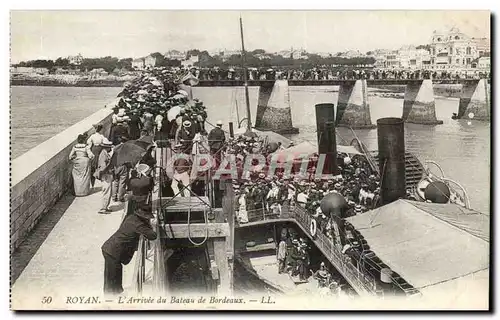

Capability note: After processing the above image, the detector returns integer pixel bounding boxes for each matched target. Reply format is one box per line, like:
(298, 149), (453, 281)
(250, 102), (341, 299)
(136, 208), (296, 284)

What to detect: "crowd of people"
(232, 151), (381, 225)
(275, 227), (354, 296)
(66, 65), (405, 296)
(156, 65), (491, 82)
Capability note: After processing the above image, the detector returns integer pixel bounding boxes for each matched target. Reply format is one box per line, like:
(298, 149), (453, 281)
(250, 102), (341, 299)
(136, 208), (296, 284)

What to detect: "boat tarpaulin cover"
(234, 128), (292, 147)
(345, 199), (489, 292)
(417, 268), (489, 309)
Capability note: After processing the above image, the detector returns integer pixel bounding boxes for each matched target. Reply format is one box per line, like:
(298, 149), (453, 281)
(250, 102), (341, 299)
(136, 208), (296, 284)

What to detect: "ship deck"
(244, 254), (318, 296)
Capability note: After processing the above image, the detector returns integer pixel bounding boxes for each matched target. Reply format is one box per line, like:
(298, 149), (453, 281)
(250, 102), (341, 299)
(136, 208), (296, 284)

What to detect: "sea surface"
(11, 85), (490, 213)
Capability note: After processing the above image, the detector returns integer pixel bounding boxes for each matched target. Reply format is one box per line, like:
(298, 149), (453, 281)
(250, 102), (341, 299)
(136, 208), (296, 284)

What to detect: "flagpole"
(239, 16), (253, 134)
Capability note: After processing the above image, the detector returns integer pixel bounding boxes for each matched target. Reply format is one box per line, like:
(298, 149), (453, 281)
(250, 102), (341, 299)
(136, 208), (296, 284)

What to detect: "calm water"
(10, 86), (122, 159)
(11, 85), (490, 213)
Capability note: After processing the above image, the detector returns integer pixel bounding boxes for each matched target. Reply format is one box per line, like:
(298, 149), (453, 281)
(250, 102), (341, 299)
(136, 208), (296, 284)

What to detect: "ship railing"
(235, 199), (379, 295)
(291, 205), (378, 295)
(132, 226), (167, 295)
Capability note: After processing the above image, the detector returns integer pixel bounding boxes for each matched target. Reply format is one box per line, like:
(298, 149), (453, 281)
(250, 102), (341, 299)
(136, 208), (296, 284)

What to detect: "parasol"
(167, 105), (183, 121)
(111, 141), (148, 167)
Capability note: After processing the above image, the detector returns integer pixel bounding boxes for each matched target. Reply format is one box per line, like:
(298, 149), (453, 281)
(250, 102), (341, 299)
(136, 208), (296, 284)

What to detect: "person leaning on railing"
(101, 202), (157, 296)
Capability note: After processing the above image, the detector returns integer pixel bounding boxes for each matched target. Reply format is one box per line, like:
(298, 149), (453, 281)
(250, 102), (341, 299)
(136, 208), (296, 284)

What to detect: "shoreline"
(11, 79), (463, 98)
(10, 78), (126, 88)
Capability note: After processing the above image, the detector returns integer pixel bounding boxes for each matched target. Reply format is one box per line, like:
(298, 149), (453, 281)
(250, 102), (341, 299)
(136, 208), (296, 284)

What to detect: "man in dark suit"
(126, 164), (154, 216)
(101, 203), (157, 295)
(208, 120), (226, 166)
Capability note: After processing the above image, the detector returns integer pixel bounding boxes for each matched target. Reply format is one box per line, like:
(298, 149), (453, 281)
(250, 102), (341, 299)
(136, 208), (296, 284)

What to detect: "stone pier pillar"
(402, 80), (443, 124)
(458, 79), (490, 121)
(255, 80), (299, 134)
(336, 79), (376, 129)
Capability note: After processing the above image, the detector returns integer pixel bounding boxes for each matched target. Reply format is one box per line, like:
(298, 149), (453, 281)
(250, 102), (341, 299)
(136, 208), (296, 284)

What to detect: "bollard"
(377, 118), (406, 205)
(315, 103), (338, 176)
(229, 122), (234, 138)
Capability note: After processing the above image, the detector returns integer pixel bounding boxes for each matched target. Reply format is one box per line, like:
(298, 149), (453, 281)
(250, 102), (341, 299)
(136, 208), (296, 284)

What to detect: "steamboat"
(120, 18), (488, 306)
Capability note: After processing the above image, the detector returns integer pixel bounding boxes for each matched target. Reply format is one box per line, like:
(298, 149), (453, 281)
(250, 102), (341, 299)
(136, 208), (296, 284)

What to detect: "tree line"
(13, 49), (376, 73)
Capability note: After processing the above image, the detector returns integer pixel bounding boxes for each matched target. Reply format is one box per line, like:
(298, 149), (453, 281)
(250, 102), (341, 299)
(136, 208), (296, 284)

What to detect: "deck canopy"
(345, 200), (489, 296)
(272, 140), (363, 162)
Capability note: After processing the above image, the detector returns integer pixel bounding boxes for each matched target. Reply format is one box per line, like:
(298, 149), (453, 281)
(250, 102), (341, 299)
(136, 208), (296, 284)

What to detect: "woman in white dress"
(69, 134), (95, 196)
(87, 124), (110, 187)
(238, 190), (249, 224)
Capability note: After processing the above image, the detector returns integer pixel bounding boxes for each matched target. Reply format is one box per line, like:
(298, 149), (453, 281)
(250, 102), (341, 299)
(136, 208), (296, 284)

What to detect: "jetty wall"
(10, 108), (114, 251)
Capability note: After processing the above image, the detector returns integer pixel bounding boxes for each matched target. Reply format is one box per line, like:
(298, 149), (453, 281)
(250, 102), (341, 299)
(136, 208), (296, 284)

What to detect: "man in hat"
(95, 141), (114, 214)
(127, 164), (154, 214)
(313, 262), (332, 288)
(128, 109), (142, 140)
(208, 120), (226, 166)
(179, 120), (195, 153)
(101, 203), (157, 295)
(276, 235), (287, 274)
(289, 238), (301, 276)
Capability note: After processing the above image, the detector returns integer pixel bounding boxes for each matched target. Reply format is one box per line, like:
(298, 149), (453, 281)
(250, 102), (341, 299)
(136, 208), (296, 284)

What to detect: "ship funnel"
(377, 117), (406, 205)
(315, 103), (339, 175)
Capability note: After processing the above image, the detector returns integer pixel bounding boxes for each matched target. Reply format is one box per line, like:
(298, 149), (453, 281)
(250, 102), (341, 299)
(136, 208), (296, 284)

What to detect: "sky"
(10, 10), (490, 63)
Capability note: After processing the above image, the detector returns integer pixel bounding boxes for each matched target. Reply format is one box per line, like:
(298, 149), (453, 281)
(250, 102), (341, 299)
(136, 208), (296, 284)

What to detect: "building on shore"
(398, 45), (431, 69)
(477, 56), (490, 69)
(472, 37), (490, 57)
(275, 48), (308, 59)
(385, 50), (399, 68)
(164, 50), (186, 61)
(144, 55), (157, 68)
(181, 55), (199, 68)
(429, 27), (479, 69)
(132, 58), (145, 70)
(89, 68), (109, 77)
(54, 68), (81, 75)
(338, 50), (366, 59)
(10, 67), (49, 75)
(68, 54), (83, 66)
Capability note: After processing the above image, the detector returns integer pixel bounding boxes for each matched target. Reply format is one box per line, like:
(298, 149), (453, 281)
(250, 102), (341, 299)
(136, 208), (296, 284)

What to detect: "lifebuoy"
(310, 219), (317, 238)
(417, 178), (431, 200)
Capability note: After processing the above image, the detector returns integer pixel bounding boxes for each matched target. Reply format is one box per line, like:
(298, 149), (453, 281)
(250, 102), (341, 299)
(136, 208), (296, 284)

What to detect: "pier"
(10, 111), (235, 307)
(198, 78), (490, 132)
(9, 75), (490, 309)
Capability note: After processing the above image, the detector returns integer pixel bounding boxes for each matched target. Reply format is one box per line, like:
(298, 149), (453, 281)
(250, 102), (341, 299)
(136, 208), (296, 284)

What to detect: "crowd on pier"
(157, 65), (490, 82)
(66, 66), (387, 295)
